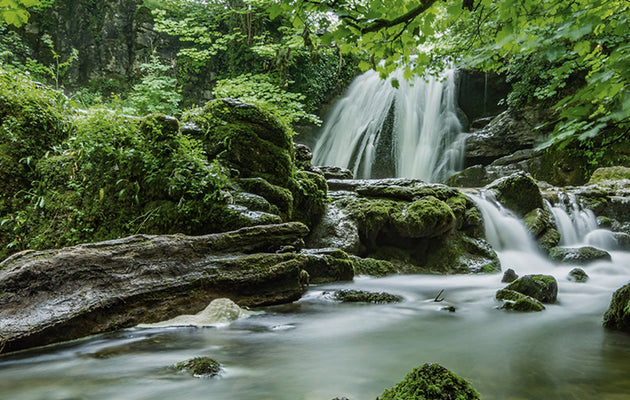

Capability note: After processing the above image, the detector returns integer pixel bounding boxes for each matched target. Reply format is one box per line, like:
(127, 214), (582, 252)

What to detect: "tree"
(1, 0), (40, 27)
(268, 0), (630, 149)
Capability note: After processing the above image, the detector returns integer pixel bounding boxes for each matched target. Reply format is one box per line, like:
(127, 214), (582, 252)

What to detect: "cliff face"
(21, 0), (177, 89)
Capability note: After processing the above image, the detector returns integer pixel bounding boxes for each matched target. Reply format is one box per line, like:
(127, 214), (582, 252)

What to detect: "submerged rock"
(548, 246), (612, 264)
(332, 289), (402, 304)
(503, 274), (558, 303)
(496, 289), (545, 312)
(175, 357), (221, 378)
(379, 363), (480, 400)
(139, 298), (250, 328)
(603, 283), (630, 332)
(568, 268), (589, 283)
(0, 222), (354, 354)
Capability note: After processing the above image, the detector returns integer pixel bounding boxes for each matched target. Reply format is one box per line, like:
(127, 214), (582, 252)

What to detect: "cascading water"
(469, 192), (537, 252)
(312, 68), (465, 182)
(547, 192), (617, 249)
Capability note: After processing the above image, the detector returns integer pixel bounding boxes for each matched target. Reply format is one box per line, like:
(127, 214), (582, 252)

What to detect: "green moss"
(379, 363), (480, 400)
(238, 177), (293, 220)
(350, 256), (398, 277)
(393, 196), (456, 238)
(333, 289), (402, 304)
(548, 246), (612, 264)
(496, 289), (546, 312)
(175, 357), (221, 377)
(589, 166), (630, 183)
(489, 173), (543, 217)
(603, 283), (630, 332)
(289, 171), (327, 229)
(505, 274), (558, 303)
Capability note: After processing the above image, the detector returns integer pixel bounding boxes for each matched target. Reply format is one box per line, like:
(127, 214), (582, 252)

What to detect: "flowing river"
(1, 194), (630, 399)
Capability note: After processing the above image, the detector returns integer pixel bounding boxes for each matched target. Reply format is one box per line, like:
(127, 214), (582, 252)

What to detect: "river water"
(2, 196), (630, 399)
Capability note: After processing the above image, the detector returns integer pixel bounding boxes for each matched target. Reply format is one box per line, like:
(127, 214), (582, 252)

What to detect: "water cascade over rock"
(312, 68), (465, 181)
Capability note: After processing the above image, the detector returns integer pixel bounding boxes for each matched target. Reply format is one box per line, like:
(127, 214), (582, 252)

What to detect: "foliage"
(213, 73), (319, 125)
(127, 55), (182, 116)
(1, 0), (40, 27)
(37, 33), (79, 90)
(269, 0), (630, 149)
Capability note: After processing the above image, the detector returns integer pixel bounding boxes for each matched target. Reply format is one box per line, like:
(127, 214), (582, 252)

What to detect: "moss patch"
(379, 363), (480, 400)
(175, 357), (221, 377)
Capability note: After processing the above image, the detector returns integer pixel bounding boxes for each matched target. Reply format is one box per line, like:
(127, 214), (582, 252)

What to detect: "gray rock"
(316, 166), (353, 180)
(501, 268), (518, 283)
(0, 222), (349, 355)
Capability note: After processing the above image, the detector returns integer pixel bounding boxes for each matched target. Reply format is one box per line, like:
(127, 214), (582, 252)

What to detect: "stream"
(1, 244), (629, 399)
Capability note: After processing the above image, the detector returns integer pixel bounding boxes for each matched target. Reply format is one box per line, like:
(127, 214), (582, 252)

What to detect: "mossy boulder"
(523, 208), (561, 252)
(603, 283), (630, 332)
(332, 289), (402, 304)
(297, 248), (354, 283)
(496, 289), (546, 312)
(238, 177), (293, 220)
(175, 357), (221, 377)
(548, 246), (612, 264)
(290, 171), (328, 228)
(182, 98), (294, 187)
(502, 268), (518, 283)
(379, 363), (480, 400)
(393, 196), (457, 238)
(588, 166), (630, 183)
(446, 165), (490, 188)
(487, 172), (543, 217)
(504, 274), (558, 303)
(568, 268), (589, 283)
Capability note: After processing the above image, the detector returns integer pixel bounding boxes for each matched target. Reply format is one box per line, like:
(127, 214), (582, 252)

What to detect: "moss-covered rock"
(496, 289), (546, 312)
(568, 268), (589, 283)
(523, 208), (561, 252)
(333, 289), (402, 304)
(290, 171), (328, 228)
(548, 246), (612, 264)
(501, 268), (518, 283)
(182, 98), (294, 187)
(175, 357), (221, 377)
(393, 196), (456, 238)
(504, 274), (558, 303)
(538, 228), (561, 253)
(297, 248), (354, 283)
(446, 165), (490, 187)
(379, 363), (480, 400)
(350, 256), (398, 277)
(487, 172), (543, 217)
(603, 283), (630, 332)
(588, 166), (630, 183)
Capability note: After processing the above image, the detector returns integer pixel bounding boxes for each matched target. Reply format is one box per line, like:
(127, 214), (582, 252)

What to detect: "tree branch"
(360, 0), (439, 33)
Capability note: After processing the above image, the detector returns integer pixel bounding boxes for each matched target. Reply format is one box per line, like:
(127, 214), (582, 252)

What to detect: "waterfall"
(547, 193), (616, 249)
(469, 192), (538, 252)
(312, 68), (465, 182)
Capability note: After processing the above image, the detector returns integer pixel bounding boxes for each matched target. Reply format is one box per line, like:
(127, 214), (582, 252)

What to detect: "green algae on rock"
(333, 289), (403, 304)
(504, 274), (558, 303)
(487, 172), (544, 217)
(548, 246), (612, 265)
(603, 283), (630, 332)
(496, 289), (545, 312)
(175, 357), (221, 377)
(379, 363), (480, 400)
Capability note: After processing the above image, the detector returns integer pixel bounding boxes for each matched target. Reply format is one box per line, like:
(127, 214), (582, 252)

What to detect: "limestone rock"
(0, 222), (349, 354)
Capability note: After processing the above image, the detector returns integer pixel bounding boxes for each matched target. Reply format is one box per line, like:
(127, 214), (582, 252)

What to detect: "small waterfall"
(312, 68), (465, 182)
(547, 193), (597, 245)
(469, 192), (537, 252)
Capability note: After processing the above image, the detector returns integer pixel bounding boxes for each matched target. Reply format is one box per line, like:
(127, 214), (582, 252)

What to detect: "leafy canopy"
(268, 0), (630, 147)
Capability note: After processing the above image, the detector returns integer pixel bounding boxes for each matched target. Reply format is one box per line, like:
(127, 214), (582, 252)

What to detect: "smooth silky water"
(2, 196), (630, 399)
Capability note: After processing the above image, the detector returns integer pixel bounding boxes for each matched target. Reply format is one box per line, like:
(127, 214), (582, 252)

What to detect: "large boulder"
(603, 283), (630, 332)
(309, 179), (499, 274)
(0, 222), (353, 354)
(548, 246), (612, 264)
(487, 172), (544, 217)
(496, 289), (546, 312)
(379, 363), (480, 400)
(503, 274), (558, 303)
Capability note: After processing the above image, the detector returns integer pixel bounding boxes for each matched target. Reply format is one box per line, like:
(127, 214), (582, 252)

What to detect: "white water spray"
(312, 68), (465, 182)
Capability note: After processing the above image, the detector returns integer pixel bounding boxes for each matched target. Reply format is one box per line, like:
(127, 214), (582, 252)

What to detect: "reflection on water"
(1, 250), (630, 399)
